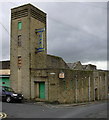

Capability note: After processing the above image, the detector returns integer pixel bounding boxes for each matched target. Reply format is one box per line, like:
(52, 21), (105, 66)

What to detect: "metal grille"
(31, 9), (46, 23)
(11, 9), (28, 20)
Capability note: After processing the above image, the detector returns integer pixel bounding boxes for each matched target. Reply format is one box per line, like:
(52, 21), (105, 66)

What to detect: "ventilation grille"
(11, 9), (28, 20)
(31, 9), (46, 23)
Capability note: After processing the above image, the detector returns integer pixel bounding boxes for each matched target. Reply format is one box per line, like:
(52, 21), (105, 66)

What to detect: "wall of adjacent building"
(47, 54), (69, 69)
(47, 69), (108, 103)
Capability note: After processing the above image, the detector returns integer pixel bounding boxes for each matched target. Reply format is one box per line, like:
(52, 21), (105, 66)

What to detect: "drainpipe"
(99, 76), (102, 100)
(93, 78), (95, 101)
(98, 76), (100, 100)
(75, 77), (78, 103)
(105, 73), (107, 99)
(88, 76), (91, 102)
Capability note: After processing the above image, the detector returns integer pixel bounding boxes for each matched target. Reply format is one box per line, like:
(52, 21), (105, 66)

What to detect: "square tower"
(10, 4), (47, 99)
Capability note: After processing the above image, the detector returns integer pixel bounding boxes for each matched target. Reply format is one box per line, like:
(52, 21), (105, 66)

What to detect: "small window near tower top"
(18, 22), (22, 30)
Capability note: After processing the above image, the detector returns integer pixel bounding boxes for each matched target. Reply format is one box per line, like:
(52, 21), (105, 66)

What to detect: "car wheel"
(6, 96), (11, 103)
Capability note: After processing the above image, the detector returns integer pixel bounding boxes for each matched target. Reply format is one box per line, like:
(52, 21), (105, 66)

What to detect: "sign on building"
(35, 28), (45, 53)
(59, 72), (65, 79)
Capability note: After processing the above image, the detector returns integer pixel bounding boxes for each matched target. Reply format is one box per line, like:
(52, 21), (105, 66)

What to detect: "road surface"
(2, 100), (108, 118)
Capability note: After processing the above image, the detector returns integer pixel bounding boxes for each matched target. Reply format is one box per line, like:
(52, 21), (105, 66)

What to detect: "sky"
(0, 0), (108, 70)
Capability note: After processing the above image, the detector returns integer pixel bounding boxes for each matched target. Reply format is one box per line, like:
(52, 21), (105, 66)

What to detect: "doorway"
(39, 82), (45, 99)
(95, 88), (98, 100)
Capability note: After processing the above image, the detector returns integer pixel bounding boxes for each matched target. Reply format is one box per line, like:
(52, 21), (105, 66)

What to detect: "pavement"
(28, 99), (108, 108)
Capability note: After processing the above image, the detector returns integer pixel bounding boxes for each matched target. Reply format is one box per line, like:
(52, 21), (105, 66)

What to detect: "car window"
(4, 87), (14, 92)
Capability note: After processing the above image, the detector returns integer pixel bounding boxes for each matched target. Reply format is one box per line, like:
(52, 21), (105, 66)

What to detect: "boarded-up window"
(18, 56), (22, 68)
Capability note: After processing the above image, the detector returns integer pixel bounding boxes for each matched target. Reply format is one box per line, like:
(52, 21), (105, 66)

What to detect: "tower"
(10, 4), (47, 99)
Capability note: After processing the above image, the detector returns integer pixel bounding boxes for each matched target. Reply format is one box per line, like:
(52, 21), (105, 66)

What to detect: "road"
(2, 100), (108, 118)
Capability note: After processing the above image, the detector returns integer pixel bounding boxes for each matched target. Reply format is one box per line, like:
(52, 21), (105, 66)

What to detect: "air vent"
(31, 9), (46, 23)
(11, 9), (28, 20)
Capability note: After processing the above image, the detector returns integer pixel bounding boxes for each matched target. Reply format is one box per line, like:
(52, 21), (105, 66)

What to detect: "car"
(0, 86), (23, 103)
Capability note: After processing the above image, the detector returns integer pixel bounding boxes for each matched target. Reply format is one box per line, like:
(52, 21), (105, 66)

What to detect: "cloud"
(46, 2), (107, 63)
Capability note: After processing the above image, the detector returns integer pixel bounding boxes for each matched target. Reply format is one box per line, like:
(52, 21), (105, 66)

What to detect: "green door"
(0, 77), (10, 87)
(39, 82), (45, 99)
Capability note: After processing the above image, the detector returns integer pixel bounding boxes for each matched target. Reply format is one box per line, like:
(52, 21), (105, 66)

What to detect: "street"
(2, 100), (108, 118)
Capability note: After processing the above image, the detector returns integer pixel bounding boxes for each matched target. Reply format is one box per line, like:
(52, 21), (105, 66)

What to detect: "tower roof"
(11, 3), (46, 15)
(11, 3), (46, 23)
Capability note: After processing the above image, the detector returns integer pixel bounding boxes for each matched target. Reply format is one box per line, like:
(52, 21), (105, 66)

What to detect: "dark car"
(0, 86), (23, 103)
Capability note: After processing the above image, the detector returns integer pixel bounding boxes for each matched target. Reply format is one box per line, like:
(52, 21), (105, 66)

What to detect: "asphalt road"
(2, 100), (108, 118)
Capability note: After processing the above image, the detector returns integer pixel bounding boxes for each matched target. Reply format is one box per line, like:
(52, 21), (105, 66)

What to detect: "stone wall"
(47, 54), (69, 69)
(47, 69), (107, 103)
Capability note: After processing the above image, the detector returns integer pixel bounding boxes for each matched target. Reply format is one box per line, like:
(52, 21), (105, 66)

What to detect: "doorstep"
(35, 98), (46, 102)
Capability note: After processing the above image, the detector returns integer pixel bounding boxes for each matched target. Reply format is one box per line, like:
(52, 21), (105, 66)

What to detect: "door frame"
(34, 81), (45, 99)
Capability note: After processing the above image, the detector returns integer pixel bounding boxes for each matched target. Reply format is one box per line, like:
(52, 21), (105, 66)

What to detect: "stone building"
(10, 4), (108, 103)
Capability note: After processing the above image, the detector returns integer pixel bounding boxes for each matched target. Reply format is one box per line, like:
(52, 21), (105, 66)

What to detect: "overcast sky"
(0, 1), (107, 70)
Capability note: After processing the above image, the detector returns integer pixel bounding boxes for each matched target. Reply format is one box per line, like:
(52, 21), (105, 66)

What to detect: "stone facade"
(10, 4), (47, 99)
(10, 4), (108, 103)
(47, 54), (69, 69)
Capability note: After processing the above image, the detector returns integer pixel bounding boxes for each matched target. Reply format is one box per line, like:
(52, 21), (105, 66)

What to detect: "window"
(18, 56), (22, 68)
(4, 87), (14, 92)
(18, 22), (22, 30)
(18, 35), (21, 47)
